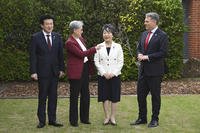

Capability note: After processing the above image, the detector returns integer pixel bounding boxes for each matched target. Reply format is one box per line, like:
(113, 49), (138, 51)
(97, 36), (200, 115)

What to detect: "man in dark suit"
(130, 12), (168, 128)
(30, 15), (65, 128)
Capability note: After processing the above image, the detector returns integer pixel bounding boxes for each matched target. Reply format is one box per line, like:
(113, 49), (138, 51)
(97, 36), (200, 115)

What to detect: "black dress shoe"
(49, 122), (63, 127)
(70, 123), (78, 127)
(130, 118), (147, 125)
(81, 121), (91, 124)
(148, 120), (159, 128)
(37, 123), (45, 128)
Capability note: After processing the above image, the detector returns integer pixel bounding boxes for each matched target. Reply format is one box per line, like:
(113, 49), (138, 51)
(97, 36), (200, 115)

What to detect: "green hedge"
(0, 49), (29, 81)
(0, 0), (83, 81)
(0, 0), (185, 81)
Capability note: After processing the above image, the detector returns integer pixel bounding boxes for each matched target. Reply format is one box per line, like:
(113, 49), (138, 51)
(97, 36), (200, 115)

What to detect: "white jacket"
(94, 41), (124, 76)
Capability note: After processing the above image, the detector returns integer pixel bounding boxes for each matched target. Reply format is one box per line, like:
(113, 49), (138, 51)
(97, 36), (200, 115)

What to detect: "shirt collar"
(150, 26), (158, 34)
(42, 30), (51, 36)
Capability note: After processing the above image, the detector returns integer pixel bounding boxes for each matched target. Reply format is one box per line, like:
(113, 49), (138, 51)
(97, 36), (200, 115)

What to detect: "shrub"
(0, 0), (185, 81)
(0, 0), (83, 81)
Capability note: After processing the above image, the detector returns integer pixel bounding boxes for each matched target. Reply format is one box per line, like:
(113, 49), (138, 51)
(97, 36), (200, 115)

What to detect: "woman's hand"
(95, 44), (103, 50)
(103, 73), (115, 79)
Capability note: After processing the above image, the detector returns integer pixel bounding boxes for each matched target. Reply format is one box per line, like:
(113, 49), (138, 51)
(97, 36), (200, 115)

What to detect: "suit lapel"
(149, 29), (158, 44)
(109, 42), (116, 57)
(142, 31), (148, 50)
(51, 32), (56, 49)
(101, 42), (115, 57)
(147, 29), (160, 49)
(79, 37), (87, 49)
(70, 36), (83, 51)
(100, 42), (107, 56)
(39, 32), (49, 50)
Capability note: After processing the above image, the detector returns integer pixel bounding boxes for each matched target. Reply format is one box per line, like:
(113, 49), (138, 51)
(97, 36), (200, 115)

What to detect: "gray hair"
(145, 12), (159, 24)
(69, 20), (84, 32)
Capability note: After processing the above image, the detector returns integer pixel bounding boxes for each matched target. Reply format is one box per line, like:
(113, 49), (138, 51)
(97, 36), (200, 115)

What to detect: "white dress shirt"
(75, 38), (88, 63)
(148, 26), (158, 42)
(43, 30), (52, 46)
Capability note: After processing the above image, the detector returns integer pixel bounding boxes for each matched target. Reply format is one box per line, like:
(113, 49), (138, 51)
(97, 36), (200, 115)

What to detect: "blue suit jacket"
(137, 28), (168, 76)
(29, 31), (64, 78)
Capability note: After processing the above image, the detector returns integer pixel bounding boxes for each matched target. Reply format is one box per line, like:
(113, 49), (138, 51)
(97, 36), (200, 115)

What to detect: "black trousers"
(37, 76), (58, 124)
(69, 62), (90, 124)
(137, 75), (162, 121)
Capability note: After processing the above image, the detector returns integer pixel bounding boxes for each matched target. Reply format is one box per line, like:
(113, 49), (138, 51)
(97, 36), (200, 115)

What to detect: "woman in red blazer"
(65, 20), (101, 127)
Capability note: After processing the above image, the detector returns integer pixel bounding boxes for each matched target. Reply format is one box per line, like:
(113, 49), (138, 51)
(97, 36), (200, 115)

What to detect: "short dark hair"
(39, 15), (54, 25)
(102, 24), (116, 35)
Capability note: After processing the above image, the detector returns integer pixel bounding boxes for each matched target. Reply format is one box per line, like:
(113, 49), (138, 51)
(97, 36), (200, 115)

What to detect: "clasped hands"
(103, 73), (115, 80)
(137, 53), (149, 61)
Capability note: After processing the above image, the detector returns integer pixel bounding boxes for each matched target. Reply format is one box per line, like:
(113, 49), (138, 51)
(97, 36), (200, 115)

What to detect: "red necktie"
(46, 35), (51, 50)
(144, 32), (152, 50)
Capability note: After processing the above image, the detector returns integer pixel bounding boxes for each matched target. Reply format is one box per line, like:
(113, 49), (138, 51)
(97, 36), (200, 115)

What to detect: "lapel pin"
(53, 35), (55, 40)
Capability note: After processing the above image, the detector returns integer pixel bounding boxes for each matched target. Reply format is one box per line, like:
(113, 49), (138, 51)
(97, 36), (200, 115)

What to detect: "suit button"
(107, 64), (109, 66)
(107, 59), (109, 61)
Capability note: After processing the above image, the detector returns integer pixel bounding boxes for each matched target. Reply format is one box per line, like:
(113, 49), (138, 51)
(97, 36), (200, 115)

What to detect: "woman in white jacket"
(94, 24), (124, 125)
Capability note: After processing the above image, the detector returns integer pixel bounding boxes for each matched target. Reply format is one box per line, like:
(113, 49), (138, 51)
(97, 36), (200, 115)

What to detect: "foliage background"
(0, 0), (185, 81)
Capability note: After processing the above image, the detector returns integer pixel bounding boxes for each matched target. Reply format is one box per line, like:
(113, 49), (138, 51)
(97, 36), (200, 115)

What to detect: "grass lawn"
(0, 95), (200, 133)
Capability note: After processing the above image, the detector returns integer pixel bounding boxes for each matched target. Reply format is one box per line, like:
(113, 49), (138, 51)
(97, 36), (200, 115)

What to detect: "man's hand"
(59, 71), (65, 78)
(137, 54), (149, 61)
(141, 55), (149, 60)
(31, 73), (38, 80)
(137, 54), (143, 61)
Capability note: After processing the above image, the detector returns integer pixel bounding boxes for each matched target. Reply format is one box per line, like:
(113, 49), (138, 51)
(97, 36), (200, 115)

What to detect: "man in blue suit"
(130, 12), (168, 128)
(30, 15), (65, 128)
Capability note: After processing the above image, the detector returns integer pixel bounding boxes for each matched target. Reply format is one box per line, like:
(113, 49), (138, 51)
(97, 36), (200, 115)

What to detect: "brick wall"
(188, 0), (200, 59)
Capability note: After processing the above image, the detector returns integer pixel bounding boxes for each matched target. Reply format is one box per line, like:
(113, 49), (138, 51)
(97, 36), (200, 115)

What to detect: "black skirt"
(98, 76), (121, 103)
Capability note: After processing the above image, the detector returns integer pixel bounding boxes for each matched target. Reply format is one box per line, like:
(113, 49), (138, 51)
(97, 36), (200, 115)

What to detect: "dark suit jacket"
(65, 35), (96, 79)
(137, 28), (168, 76)
(30, 31), (65, 78)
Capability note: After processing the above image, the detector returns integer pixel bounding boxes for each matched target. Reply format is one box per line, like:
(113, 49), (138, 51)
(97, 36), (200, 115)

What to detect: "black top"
(106, 47), (110, 55)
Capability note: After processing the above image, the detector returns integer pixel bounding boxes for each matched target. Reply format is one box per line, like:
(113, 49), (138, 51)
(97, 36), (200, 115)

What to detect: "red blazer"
(65, 35), (96, 79)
